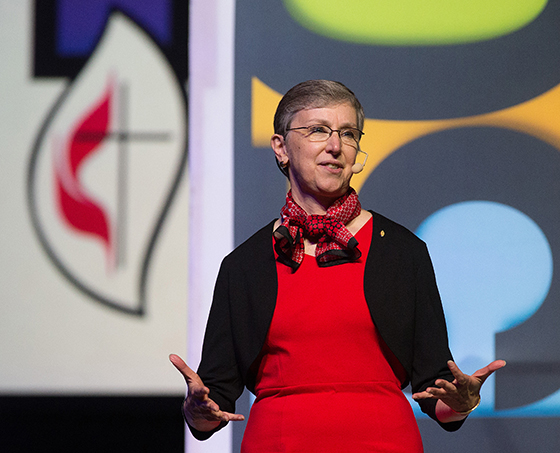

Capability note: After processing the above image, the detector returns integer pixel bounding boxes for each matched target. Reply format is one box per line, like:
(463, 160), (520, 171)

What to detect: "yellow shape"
(252, 77), (281, 146)
(251, 77), (560, 193)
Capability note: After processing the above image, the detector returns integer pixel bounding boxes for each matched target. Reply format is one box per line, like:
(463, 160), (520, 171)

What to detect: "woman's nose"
(325, 131), (342, 153)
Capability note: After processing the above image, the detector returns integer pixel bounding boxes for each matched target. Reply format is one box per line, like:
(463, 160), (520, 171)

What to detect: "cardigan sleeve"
(188, 258), (246, 440)
(186, 220), (278, 440)
(411, 241), (465, 431)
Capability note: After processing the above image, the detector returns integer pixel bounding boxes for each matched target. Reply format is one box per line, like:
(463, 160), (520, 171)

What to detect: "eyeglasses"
(285, 124), (364, 147)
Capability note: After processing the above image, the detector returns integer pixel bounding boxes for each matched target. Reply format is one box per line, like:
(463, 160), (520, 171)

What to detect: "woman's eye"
(341, 129), (358, 141)
(309, 126), (329, 134)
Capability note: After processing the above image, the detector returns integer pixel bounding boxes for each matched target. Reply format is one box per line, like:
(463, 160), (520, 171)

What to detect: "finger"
(189, 384), (212, 401)
(427, 386), (449, 398)
(472, 359), (507, 383)
(411, 391), (434, 400)
(198, 411), (244, 423)
(412, 387), (452, 401)
(191, 404), (244, 422)
(221, 411), (246, 422)
(434, 379), (458, 394)
(188, 397), (220, 414)
(447, 360), (469, 385)
(416, 386), (449, 400)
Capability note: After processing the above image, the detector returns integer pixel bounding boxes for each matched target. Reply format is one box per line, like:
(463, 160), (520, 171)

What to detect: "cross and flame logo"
(28, 13), (187, 316)
(54, 83), (115, 267)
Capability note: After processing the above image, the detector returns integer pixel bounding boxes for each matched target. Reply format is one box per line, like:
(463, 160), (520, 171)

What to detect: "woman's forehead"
(292, 103), (358, 126)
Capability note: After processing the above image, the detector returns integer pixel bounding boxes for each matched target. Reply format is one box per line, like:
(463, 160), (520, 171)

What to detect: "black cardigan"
(191, 211), (464, 439)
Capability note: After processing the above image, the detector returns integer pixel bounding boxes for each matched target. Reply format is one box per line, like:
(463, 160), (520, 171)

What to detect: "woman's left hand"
(412, 359), (506, 414)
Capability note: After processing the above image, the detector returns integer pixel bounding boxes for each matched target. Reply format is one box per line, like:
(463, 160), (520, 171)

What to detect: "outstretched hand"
(169, 354), (245, 431)
(412, 359), (506, 415)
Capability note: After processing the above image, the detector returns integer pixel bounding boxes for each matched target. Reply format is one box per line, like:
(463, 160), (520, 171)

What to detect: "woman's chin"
(313, 185), (350, 202)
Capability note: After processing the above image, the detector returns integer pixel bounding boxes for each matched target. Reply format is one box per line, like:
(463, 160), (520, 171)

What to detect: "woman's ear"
(271, 134), (288, 167)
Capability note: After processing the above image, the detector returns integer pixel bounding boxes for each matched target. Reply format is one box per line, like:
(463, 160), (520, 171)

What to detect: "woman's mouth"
(321, 162), (343, 170)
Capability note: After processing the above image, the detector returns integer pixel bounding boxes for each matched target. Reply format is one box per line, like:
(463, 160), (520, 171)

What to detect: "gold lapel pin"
(380, 230), (385, 237)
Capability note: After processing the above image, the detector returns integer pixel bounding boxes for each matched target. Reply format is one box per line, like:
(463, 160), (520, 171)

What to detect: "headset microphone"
(352, 150), (368, 174)
(352, 163), (364, 174)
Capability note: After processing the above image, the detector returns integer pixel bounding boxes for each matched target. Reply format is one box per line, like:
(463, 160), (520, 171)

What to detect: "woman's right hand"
(169, 354), (245, 432)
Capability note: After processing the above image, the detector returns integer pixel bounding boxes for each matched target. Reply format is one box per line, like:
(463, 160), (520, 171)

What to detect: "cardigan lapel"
(363, 211), (415, 380)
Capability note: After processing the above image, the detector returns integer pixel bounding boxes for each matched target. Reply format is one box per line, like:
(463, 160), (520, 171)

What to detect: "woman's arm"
(170, 256), (249, 440)
(169, 354), (245, 432)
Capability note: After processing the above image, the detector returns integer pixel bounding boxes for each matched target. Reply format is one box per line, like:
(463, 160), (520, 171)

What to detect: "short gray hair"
(273, 80), (364, 137)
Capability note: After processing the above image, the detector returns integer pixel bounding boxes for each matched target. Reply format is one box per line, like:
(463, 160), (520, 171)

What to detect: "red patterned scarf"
(274, 189), (362, 270)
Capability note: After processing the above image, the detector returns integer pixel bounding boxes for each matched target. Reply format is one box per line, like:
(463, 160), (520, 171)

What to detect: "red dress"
(241, 218), (423, 452)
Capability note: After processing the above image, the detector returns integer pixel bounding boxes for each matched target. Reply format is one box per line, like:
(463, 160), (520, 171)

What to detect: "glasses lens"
(306, 125), (331, 141)
(340, 128), (361, 145)
(304, 125), (362, 146)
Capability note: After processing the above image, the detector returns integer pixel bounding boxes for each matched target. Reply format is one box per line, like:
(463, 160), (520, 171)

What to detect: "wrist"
(182, 398), (222, 432)
(451, 396), (481, 416)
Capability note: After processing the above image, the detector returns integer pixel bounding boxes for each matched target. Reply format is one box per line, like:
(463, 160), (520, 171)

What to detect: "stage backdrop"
(228, 0), (560, 451)
(4, 1), (559, 452)
(1, 1), (188, 451)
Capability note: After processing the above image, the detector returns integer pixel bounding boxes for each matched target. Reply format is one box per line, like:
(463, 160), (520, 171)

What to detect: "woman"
(170, 80), (505, 451)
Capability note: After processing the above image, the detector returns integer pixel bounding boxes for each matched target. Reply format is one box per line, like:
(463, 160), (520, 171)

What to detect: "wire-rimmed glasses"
(286, 124), (364, 148)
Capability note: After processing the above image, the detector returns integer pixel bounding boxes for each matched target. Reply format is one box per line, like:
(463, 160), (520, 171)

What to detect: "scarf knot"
(274, 189), (362, 270)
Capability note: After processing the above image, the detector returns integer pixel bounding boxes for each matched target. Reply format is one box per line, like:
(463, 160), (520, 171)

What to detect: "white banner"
(0, 1), (189, 395)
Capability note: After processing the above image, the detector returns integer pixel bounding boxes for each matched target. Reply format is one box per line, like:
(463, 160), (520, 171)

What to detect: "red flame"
(54, 83), (114, 266)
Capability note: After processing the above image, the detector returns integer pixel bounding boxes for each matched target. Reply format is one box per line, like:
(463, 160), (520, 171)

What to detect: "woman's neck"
(290, 190), (339, 215)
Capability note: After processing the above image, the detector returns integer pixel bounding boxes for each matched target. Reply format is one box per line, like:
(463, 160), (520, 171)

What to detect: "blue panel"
(416, 201), (553, 416)
(56, 0), (172, 55)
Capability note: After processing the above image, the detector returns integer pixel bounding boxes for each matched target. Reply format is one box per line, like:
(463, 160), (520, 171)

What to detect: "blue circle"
(416, 201), (552, 334)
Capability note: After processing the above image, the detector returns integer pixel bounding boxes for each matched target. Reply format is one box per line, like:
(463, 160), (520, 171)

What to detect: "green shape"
(283, 0), (548, 45)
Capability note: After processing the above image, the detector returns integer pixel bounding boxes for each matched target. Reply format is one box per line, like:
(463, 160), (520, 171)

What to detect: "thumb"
(169, 354), (203, 387)
(473, 359), (507, 383)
